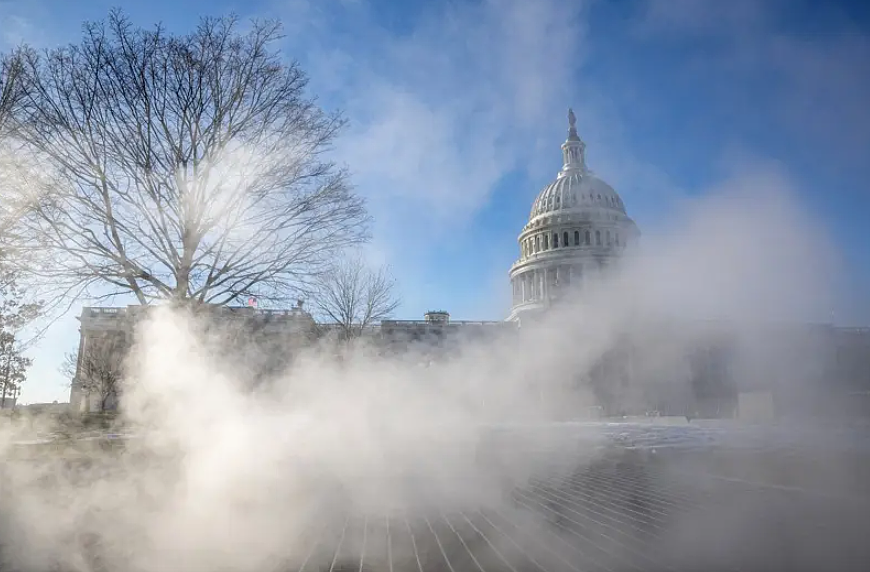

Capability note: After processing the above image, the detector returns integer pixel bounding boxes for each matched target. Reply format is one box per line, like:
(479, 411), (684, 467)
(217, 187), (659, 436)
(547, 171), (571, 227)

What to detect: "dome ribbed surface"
(529, 171), (626, 221)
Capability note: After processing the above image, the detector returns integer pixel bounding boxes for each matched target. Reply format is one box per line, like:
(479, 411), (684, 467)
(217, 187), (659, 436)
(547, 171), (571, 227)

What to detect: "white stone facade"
(508, 109), (640, 321)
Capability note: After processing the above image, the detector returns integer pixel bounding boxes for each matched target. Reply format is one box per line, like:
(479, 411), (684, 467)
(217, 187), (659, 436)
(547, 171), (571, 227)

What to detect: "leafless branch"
(312, 254), (400, 340)
(1, 10), (370, 308)
(0, 50), (27, 140)
(64, 334), (125, 412)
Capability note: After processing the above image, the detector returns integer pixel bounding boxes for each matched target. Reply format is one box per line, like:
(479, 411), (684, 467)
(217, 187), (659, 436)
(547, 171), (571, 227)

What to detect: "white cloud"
(297, 0), (595, 228)
(276, 0), (685, 306)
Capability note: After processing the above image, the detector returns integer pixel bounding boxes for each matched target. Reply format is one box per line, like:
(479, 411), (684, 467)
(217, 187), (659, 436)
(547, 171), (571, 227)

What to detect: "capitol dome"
(508, 109), (640, 321)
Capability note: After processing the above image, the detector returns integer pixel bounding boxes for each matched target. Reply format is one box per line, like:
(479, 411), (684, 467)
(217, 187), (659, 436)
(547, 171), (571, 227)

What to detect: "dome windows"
(519, 223), (631, 258)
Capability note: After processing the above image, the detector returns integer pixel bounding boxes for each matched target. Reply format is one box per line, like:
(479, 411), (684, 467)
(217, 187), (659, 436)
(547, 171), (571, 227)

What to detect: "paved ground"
(279, 448), (870, 572)
(4, 426), (870, 571)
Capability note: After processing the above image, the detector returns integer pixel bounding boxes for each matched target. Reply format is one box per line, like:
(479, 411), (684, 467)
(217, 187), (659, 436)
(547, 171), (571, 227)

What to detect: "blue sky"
(2, 0), (869, 403)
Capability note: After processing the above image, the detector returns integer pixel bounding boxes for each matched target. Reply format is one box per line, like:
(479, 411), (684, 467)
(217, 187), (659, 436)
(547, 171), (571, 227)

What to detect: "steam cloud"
(0, 170), (844, 571)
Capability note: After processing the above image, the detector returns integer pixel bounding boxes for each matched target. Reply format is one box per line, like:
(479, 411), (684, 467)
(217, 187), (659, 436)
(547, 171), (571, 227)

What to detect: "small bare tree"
(0, 330), (29, 408)
(313, 256), (400, 340)
(62, 336), (125, 413)
(2, 11), (369, 307)
(0, 262), (41, 407)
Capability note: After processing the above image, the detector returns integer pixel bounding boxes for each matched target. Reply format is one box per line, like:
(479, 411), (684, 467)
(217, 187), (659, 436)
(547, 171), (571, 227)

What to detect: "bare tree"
(0, 331), (29, 408)
(2, 11), (369, 307)
(313, 255), (400, 340)
(0, 271), (40, 407)
(62, 336), (125, 413)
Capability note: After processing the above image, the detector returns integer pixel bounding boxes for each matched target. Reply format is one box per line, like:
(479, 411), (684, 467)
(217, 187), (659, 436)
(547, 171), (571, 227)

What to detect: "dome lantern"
(561, 108), (587, 176)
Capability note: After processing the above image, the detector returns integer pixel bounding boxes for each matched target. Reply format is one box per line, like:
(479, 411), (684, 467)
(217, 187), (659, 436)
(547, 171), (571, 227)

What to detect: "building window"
(535, 236), (539, 252)
(543, 234), (549, 250)
(563, 231), (569, 247)
(585, 230), (591, 245)
(596, 230), (601, 245)
(606, 230), (611, 245)
(615, 233), (620, 246)
(553, 233), (559, 248)
(574, 230), (580, 245)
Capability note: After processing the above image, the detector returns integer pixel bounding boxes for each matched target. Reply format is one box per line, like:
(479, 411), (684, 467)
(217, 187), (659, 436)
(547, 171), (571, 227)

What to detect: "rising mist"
(0, 166), (848, 571)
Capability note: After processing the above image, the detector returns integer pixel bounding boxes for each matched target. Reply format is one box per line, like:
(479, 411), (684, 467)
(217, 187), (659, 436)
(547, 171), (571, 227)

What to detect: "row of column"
(512, 264), (585, 305)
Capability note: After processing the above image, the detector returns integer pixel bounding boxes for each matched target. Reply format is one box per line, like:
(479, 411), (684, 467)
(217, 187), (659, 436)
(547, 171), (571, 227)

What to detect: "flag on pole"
(247, 296), (258, 308)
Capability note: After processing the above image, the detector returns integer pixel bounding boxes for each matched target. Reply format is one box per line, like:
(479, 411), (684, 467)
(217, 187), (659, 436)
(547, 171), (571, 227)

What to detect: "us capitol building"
(507, 109), (639, 321)
(70, 110), (870, 419)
